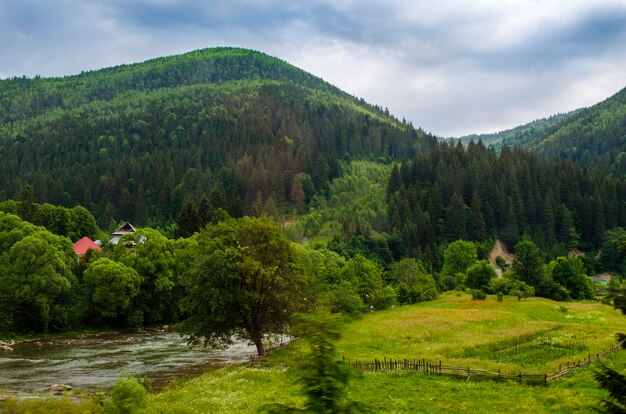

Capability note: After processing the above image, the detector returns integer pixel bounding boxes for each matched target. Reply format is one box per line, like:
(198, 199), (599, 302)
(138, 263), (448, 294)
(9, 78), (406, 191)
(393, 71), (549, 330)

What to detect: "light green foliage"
(104, 374), (148, 414)
(321, 281), (366, 316)
(285, 161), (391, 244)
(509, 280), (536, 301)
(263, 311), (365, 414)
(391, 258), (438, 304)
(547, 256), (595, 300)
(179, 216), (307, 356)
(489, 276), (511, 296)
(441, 240), (477, 283)
(141, 297), (626, 414)
(340, 254), (384, 310)
(0, 212), (76, 333)
(83, 258), (141, 322)
(0, 397), (104, 413)
(465, 260), (496, 291)
(114, 228), (177, 325)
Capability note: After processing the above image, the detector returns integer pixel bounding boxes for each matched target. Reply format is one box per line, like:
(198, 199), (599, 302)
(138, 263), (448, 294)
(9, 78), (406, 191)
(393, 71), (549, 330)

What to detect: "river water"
(0, 331), (257, 396)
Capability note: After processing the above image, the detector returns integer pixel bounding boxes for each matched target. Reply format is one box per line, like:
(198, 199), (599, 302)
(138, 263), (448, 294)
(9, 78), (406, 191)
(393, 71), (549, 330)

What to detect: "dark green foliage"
(460, 87), (626, 178)
(387, 140), (626, 263)
(179, 216), (307, 356)
(547, 256), (595, 300)
(174, 200), (201, 238)
(263, 311), (366, 414)
(594, 364), (626, 414)
(470, 289), (487, 300)
(0, 48), (433, 225)
(615, 295), (626, 315)
(511, 238), (548, 295)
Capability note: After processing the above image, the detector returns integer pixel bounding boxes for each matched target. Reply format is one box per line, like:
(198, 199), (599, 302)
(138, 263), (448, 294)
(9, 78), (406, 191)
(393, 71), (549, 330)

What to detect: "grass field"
(140, 293), (625, 413)
(2, 293), (624, 413)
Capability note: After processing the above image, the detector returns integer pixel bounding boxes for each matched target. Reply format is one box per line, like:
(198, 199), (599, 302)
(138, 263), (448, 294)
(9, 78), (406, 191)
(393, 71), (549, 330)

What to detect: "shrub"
(104, 374), (149, 414)
(471, 289), (487, 300)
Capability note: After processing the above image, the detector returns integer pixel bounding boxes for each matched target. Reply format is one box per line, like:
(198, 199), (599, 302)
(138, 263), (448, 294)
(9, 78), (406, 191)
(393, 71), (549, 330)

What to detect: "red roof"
(73, 237), (102, 256)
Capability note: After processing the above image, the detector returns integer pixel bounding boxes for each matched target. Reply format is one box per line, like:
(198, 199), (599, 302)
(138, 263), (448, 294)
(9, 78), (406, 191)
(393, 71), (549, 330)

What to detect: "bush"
(471, 289), (487, 300)
(104, 374), (149, 414)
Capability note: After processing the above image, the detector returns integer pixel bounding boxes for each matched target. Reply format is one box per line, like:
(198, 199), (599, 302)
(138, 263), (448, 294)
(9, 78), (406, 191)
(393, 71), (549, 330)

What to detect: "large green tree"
(114, 228), (177, 325)
(547, 256), (595, 300)
(179, 216), (307, 356)
(441, 240), (477, 288)
(465, 259), (496, 291)
(83, 258), (142, 325)
(0, 212), (76, 333)
(511, 238), (547, 295)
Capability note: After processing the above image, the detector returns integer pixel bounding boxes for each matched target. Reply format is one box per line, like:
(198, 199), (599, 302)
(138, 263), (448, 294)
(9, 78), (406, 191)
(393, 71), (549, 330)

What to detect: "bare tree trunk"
(254, 338), (265, 357)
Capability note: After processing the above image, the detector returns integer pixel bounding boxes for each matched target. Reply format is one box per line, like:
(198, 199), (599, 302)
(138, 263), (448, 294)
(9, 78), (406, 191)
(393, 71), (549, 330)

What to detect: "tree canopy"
(179, 216), (308, 356)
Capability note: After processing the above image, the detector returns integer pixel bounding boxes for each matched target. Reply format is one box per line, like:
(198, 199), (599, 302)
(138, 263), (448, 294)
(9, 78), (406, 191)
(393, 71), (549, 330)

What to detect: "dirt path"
(489, 239), (513, 267)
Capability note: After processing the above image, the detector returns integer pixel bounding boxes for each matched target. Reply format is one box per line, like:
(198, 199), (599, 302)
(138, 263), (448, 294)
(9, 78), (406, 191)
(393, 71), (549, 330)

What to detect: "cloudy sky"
(2, 0), (626, 137)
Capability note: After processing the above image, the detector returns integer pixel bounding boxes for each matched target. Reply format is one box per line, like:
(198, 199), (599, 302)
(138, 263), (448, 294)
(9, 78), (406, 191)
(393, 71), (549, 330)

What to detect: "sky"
(2, 0), (626, 137)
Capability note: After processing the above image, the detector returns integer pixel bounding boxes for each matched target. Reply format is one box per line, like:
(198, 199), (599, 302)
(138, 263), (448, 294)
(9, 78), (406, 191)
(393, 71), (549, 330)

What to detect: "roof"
(112, 222), (136, 236)
(73, 237), (102, 256)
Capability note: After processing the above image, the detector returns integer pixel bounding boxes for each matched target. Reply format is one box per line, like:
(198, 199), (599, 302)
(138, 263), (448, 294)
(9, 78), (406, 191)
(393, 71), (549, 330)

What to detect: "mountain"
(458, 86), (626, 176)
(456, 110), (582, 148)
(0, 47), (433, 226)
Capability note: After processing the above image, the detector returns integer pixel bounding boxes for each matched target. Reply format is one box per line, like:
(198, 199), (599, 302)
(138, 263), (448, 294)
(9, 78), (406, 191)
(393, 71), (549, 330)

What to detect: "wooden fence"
(346, 340), (625, 385)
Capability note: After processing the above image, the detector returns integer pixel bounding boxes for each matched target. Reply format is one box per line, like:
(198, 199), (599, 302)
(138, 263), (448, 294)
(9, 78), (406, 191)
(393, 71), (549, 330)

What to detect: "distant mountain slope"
(457, 110), (582, 149)
(458, 86), (626, 176)
(0, 48), (433, 225)
(536, 87), (626, 174)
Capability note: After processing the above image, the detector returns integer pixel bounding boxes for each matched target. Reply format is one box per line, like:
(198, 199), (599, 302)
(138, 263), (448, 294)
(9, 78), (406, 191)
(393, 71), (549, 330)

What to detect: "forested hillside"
(0, 47), (432, 227)
(387, 140), (626, 266)
(457, 110), (581, 148)
(458, 86), (626, 176)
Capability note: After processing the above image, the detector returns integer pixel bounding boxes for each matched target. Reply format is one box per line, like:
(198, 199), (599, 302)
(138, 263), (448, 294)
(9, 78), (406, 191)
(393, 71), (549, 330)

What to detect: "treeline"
(0, 48), (432, 228)
(0, 186), (99, 241)
(0, 210), (438, 337)
(459, 86), (626, 177)
(387, 140), (626, 270)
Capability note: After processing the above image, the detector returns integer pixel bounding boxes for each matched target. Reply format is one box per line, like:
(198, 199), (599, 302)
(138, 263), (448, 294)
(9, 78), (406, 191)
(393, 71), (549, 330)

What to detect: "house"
(109, 222), (136, 245)
(590, 273), (613, 287)
(73, 236), (102, 257)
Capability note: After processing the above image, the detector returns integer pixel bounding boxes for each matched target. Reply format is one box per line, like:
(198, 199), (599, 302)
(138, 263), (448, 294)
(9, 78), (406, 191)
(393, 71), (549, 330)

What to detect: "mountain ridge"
(0, 47), (432, 226)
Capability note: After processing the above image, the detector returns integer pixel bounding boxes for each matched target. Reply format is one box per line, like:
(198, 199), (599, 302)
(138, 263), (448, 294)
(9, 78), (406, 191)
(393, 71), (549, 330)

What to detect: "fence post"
(544, 373), (547, 385)
(518, 373), (522, 383)
(439, 360), (442, 373)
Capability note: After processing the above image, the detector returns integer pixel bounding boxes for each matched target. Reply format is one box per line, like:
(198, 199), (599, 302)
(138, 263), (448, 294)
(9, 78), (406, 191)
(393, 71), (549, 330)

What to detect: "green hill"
(458, 86), (626, 176)
(457, 110), (582, 148)
(0, 47), (433, 226)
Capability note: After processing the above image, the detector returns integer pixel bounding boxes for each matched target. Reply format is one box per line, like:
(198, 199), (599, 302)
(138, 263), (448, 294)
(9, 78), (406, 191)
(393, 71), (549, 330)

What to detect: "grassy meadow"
(2, 293), (624, 413)
(140, 293), (625, 413)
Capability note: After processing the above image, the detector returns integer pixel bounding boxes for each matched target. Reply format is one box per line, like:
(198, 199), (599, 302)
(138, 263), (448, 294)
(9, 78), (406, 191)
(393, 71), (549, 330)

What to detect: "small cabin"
(590, 273), (613, 287)
(109, 222), (136, 245)
(74, 236), (102, 257)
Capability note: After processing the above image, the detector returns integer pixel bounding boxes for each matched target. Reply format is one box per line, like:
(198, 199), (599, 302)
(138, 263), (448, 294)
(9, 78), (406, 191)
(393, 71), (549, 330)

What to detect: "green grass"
(138, 293), (625, 413)
(4, 294), (623, 413)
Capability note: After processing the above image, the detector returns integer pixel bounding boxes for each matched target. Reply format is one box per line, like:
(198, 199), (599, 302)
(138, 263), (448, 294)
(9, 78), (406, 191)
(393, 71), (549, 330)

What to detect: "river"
(0, 330), (258, 396)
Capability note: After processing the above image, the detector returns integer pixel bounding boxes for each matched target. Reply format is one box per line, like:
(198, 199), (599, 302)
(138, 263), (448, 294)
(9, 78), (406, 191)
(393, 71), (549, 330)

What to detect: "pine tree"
(175, 200), (201, 238)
